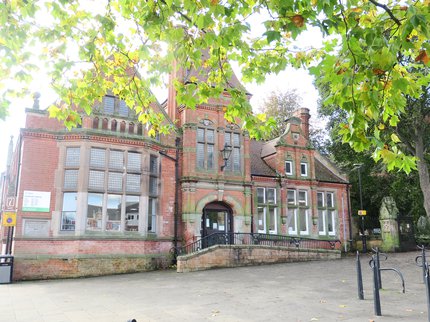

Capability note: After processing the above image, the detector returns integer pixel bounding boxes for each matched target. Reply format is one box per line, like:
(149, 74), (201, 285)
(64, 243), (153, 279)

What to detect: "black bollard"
(423, 246), (427, 284)
(372, 256), (382, 316)
(375, 247), (382, 289)
(356, 251), (364, 300)
(425, 264), (430, 322)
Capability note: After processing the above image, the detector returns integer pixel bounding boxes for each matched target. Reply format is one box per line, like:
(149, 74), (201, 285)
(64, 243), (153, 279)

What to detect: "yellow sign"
(2, 212), (16, 227)
(358, 210), (367, 216)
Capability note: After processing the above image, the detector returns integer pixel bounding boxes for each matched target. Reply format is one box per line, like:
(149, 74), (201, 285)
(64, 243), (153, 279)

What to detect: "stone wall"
(176, 245), (341, 273)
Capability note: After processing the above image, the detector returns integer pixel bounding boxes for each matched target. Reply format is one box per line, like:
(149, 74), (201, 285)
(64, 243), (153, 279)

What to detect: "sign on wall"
(22, 191), (51, 212)
(2, 212), (16, 227)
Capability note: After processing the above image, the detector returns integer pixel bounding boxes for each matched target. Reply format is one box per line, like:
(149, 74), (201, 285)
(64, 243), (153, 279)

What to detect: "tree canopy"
(2, 0), (430, 170)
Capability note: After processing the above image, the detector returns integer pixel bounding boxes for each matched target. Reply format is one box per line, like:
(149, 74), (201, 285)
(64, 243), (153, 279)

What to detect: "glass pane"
(197, 143), (205, 168)
(328, 210), (335, 234)
(327, 192), (334, 208)
(257, 188), (265, 204)
(233, 148), (240, 171)
(90, 148), (106, 168)
(207, 144), (214, 169)
(266, 188), (276, 204)
(224, 132), (231, 145)
(62, 193), (77, 211)
(285, 161), (292, 174)
(233, 133), (240, 146)
(288, 209), (296, 233)
(118, 100), (129, 117)
(150, 155), (158, 174)
(301, 163), (307, 176)
(317, 192), (324, 207)
(299, 208), (308, 233)
(106, 194), (121, 231)
(104, 96), (115, 114)
(127, 152), (141, 173)
(318, 209), (325, 233)
(268, 207), (276, 232)
(65, 147), (80, 167)
(197, 128), (205, 142)
(109, 150), (124, 170)
(126, 174), (141, 193)
(298, 191), (307, 205)
(61, 211), (76, 231)
(207, 129), (214, 143)
(148, 197), (156, 232)
(108, 172), (123, 192)
(125, 195), (139, 231)
(287, 190), (296, 205)
(64, 170), (78, 189)
(88, 170), (105, 190)
(87, 193), (103, 231)
(257, 206), (265, 232)
(149, 176), (157, 195)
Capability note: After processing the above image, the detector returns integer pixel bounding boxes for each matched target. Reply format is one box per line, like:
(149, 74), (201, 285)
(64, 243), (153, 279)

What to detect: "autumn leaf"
(291, 15), (305, 28)
(372, 68), (385, 75)
(415, 50), (430, 64)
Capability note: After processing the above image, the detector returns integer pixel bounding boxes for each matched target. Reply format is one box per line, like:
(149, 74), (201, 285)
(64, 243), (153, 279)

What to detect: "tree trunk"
(415, 134), (430, 217)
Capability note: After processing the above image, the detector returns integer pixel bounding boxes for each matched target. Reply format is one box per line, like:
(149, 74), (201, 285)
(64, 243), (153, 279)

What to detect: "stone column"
(379, 196), (400, 252)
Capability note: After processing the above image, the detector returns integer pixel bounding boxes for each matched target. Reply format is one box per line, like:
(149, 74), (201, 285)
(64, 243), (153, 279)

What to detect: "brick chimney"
(294, 108), (310, 139)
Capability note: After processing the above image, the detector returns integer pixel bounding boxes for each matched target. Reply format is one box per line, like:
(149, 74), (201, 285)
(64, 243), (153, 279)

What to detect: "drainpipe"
(159, 137), (180, 262)
(346, 183), (353, 251)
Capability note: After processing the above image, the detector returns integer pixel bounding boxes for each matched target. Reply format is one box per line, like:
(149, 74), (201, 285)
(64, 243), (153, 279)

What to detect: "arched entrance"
(201, 202), (233, 238)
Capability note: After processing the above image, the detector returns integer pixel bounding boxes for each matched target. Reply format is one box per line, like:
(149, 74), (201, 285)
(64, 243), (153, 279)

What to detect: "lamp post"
(354, 163), (367, 253)
(220, 143), (232, 171)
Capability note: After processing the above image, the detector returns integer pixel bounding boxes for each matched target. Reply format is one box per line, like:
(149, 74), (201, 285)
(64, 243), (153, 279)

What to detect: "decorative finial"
(33, 92), (41, 110)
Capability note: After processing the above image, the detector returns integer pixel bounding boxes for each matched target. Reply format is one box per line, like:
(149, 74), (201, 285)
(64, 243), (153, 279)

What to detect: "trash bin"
(0, 255), (14, 284)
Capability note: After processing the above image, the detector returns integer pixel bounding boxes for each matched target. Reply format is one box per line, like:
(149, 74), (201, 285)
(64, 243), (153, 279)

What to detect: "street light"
(220, 143), (233, 171)
(353, 163), (367, 253)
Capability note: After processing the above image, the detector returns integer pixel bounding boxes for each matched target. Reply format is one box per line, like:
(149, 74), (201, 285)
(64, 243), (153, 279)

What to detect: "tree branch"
(368, 0), (401, 26)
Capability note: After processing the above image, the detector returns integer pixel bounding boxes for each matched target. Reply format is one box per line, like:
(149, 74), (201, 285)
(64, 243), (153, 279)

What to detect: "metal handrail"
(172, 232), (341, 257)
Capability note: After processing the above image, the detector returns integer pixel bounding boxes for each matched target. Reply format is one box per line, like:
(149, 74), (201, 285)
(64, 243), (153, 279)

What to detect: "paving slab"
(0, 251), (428, 321)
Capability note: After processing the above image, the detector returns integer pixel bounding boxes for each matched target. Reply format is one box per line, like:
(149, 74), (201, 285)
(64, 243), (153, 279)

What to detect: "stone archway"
(202, 201), (233, 238)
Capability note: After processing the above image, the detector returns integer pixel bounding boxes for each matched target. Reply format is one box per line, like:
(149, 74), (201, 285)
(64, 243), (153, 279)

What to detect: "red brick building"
(0, 69), (350, 280)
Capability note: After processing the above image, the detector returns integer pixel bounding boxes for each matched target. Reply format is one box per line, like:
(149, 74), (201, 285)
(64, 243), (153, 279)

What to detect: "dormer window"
(285, 160), (293, 176)
(300, 162), (308, 177)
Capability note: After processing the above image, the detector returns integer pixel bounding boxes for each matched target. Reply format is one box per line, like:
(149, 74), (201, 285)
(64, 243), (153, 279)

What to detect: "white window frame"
(285, 160), (293, 176)
(288, 208), (298, 235)
(300, 162), (308, 177)
(328, 210), (336, 236)
(268, 207), (277, 235)
(257, 206), (267, 234)
(318, 192), (326, 235)
(298, 190), (309, 235)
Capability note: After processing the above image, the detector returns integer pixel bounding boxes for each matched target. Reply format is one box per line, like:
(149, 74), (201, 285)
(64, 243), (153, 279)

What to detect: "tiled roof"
(314, 158), (348, 184)
(250, 140), (276, 176)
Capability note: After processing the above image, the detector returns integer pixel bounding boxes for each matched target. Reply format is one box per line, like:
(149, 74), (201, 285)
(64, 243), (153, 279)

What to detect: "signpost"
(2, 212), (16, 227)
(358, 210), (367, 216)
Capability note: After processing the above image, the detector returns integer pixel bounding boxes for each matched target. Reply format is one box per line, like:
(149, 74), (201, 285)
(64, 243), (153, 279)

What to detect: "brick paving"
(1, 251), (428, 321)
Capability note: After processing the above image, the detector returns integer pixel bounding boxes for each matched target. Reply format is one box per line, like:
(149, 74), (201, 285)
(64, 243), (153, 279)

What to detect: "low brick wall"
(12, 238), (174, 280)
(13, 254), (172, 281)
(177, 245), (341, 273)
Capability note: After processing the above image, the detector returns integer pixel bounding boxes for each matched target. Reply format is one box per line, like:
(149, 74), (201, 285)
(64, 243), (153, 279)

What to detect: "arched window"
(92, 117), (99, 129)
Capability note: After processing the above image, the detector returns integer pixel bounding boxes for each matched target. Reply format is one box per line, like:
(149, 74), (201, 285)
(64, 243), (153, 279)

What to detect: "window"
(224, 131), (241, 172)
(287, 189), (309, 235)
(86, 148), (143, 232)
(102, 95), (131, 118)
(318, 191), (336, 236)
(61, 147), (80, 231)
(61, 193), (77, 231)
(300, 162), (308, 177)
(285, 160), (293, 176)
(256, 187), (278, 234)
(197, 127), (215, 170)
(148, 155), (159, 233)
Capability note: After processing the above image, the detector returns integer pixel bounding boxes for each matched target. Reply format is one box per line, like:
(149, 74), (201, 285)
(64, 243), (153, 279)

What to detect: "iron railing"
(173, 232), (341, 257)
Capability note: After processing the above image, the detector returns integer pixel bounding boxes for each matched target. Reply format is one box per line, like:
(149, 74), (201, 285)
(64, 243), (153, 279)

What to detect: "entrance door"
(202, 202), (232, 247)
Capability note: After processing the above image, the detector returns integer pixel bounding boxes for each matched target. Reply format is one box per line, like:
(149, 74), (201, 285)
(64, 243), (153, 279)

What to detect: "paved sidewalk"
(0, 251), (428, 322)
